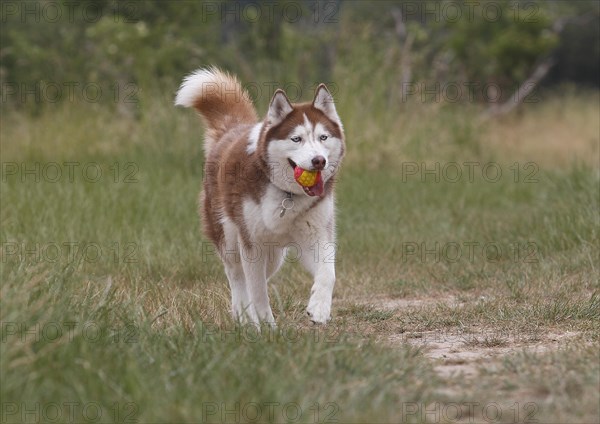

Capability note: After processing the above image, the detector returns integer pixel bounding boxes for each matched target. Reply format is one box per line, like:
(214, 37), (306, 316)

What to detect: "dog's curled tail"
(175, 67), (258, 154)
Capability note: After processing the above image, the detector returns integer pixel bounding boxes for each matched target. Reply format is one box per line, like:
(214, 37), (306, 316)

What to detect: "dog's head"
(258, 85), (345, 197)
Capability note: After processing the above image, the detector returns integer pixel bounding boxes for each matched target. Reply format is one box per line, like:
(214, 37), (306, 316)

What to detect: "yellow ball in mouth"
(292, 166), (325, 197)
(294, 167), (320, 187)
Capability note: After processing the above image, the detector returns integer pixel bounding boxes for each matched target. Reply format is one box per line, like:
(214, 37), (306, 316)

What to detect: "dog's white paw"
(306, 296), (331, 324)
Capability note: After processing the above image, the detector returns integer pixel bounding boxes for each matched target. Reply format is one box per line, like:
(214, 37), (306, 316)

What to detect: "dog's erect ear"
(267, 89), (293, 127)
(312, 84), (341, 126)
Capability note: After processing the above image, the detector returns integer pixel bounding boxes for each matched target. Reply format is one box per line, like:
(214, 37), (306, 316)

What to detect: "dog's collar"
(279, 191), (294, 218)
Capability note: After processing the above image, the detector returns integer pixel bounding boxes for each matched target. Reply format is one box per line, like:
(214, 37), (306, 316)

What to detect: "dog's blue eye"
(291, 136), (302, 143)
(320, 135), (328, 141)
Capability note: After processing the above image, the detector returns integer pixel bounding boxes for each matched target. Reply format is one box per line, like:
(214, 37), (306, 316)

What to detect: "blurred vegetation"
(1, 0), (598, 113)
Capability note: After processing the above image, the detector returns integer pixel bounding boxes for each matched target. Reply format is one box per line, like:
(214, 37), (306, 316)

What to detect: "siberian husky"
(175, 67), (345, 325)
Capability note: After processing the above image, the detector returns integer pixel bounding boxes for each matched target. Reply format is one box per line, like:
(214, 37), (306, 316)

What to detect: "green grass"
(1, 274), (437, 423)
(1, 90), (599, 423)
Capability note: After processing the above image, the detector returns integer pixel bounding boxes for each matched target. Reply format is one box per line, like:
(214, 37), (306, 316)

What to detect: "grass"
(2, 275), (437, 423)
(1, 86), (599, 423)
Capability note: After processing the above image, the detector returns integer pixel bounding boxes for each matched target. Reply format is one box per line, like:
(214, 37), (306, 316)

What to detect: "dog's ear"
(267, 89), (293, 127)
(312, 84), (341, 126)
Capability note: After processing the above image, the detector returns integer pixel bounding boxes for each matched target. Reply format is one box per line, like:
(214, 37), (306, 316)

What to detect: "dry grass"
(486, 90), (600, 166)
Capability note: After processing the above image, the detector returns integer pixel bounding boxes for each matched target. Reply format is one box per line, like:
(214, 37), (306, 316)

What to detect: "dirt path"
(356, 295), (584, 379)
(399, 329), (582, 379)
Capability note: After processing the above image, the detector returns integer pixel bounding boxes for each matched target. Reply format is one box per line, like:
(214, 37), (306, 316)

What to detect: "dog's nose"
(311, 156), (327, 170)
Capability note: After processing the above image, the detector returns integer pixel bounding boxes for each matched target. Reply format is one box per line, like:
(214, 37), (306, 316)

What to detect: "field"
(1, 86), (599, 423)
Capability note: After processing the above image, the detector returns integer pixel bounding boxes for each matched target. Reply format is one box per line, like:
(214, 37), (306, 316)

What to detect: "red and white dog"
(176, 67), (345, 325)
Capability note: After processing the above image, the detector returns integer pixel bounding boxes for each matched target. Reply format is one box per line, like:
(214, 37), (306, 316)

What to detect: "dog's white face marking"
(302, 114), (314, 133)
(246, 123), (262, 154)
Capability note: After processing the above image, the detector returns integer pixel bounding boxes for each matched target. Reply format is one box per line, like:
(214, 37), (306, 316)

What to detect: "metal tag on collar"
(279, 192), (294, 218)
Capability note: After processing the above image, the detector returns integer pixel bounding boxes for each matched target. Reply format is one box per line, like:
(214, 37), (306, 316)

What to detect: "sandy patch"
(395, 329), (582, 379)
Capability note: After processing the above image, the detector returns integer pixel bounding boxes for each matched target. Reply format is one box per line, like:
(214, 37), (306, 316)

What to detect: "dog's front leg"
(240, 239), (276, 326)
(299, 227), (336, 324)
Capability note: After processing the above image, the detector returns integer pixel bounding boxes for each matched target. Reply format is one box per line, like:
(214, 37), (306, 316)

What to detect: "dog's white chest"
(243, 185), (317, 238)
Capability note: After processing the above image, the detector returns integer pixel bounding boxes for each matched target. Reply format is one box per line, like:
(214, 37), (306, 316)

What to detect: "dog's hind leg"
(239, 238), (275, 326)
(221, 219), (257, 324)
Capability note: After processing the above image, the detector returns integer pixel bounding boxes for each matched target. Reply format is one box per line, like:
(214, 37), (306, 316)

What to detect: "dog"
(175, 67), (345, 325)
